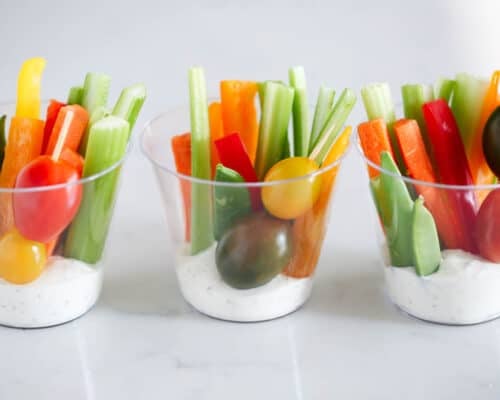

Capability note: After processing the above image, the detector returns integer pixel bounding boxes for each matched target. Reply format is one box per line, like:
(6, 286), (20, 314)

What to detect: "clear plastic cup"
(0, 102), (129, 328)
(141, 105), (350, 322)
(357, 135), (500, 325)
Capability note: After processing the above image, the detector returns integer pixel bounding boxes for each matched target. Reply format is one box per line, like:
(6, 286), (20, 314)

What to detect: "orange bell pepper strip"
(44, 105), (89, 156)
(283, 126), (352, 278)
(394, 118), (465, 250)
(357, 118), (394, 178)
(171, 133), (192, 241)
(208, 102), (224, 177)
(220, 81), (259, 161)
(469, 71), (500, 187)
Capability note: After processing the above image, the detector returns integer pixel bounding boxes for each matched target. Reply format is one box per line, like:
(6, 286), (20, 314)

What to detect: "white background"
(2, 0), (500, 398)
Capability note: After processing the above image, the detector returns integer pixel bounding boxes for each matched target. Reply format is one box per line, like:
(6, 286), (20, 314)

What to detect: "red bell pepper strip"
(171, 133), (192, 241)
(215, 132), (261, 209)
(42, 100), (65, 153)
(422, 99), (478, 253)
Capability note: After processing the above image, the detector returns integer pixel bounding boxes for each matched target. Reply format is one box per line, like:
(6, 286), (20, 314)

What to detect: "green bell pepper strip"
(379, 151), (414, 266)
(213, 164), (252, 241)
(412, 196), (441, 276)
(189, 67), (214, 254)
(289, 66), (310, 157)
(64, 116), (130, 263)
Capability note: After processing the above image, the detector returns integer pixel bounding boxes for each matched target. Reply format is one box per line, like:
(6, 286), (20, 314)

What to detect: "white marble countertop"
(2, 1), (500, 398)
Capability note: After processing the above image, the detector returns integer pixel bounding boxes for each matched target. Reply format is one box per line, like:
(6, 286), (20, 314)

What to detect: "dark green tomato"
(483, 106), (500, 178)
(215, 213), (293, 290)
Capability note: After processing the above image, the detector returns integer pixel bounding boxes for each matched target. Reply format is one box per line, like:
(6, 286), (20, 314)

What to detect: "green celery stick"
(309, 88), (356, 165)
(112, 83), (147, 136)
(434, 78), (456, 104)
(310, 86), (335, 152)
(79, 73), (111, 155)
(64, 116), (130, 264)
(189, 67), (213, 254)
(67, 86), (83, 105)
(254, 81), (295, 180)
(412, 196), (441, 276)
(213, 164), (251, 240)
(259, 81), (292, 157)
(451, 73), (488, 151)
(0, 115), (6, 167)
(289, 66), (310, 157)
(401, 84), (435, 152)
(361, 83), (404, 170)
(380, 151), (414, 266)
(79, 106), (111, 156)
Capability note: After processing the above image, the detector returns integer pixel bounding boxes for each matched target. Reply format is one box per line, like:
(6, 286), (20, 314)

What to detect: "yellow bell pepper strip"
(283, 126), (351, 278)
(15, 57), (46, 120)
(469, 71), (500, 187)
(220, 80), (259, 162)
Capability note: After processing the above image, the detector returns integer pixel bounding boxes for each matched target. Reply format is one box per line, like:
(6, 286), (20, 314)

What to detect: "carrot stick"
(208, 102), (224, 177)
(469, 71), (500, 188)
(171, 133), (192, 241)
(220, 81), (258, 162)
(42, 100), (65, 153)
(0, 117), (44, 235)
(44, 105), (89, 156)
(394, 118), (464, 249)
(283, 126), (352, 278)
(357, 118), (393, 178)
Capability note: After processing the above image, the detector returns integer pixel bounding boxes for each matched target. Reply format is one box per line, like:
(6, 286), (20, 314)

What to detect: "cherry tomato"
(13, 156), (82, 243)
(0, 229), (47, 284)
(476, 189), (500, 262)
(261, 157), (321, 220)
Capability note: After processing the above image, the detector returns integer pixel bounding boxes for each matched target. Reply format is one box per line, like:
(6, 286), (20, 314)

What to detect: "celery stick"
(64, 116), (130, 264)
(401, 84), (434, 152)
(81, 73), (111, 115)
(255, 81), (295, 180)
(189, 67), (213, 254)
(79, 106), (111, 156)
(289, 66), (310, 157)
(451, 73), (488, 150)
(361, 83), (404, 170)
(0, 115), (5, 167)
(112, 83), (146, 136)
(310, 86), (335, 152)
(309, 88), (356, 165)
(67, 86), (83, 105)
(434, 78), (456, 104)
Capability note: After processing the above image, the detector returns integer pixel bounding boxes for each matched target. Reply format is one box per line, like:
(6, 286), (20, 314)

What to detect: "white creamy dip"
(176, 244), (312, 322)
(385, 250), (500, 325)
(0, 256), (102, 328)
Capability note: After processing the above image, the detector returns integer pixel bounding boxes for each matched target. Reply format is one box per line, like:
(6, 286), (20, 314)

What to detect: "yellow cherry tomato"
(0, 229), (47, 285)
(262, 157), (321, 220)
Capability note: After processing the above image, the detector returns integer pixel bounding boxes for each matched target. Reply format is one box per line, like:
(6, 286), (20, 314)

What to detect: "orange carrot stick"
(220, 81), (258, 162)
(394, 118), (464, 249)
(208, 102), (224, 177)
(469, 71), (500, 187)
(357, 118), (393, 178)
(171, 133), (192, 241)
(283, 127), (352, 278)
(0, 117), (44, 235)
(44, 105), (89, 156)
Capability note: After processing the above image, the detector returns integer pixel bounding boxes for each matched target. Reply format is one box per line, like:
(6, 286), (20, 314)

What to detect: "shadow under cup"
(0, 102), (128, 328)
(357, 137), (500, 325)
(141, 106), (349, 322)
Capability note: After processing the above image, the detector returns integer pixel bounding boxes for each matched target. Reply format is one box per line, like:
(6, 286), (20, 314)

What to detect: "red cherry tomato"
(476, 189), (500, 262)
(13, 156), (82, 243)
